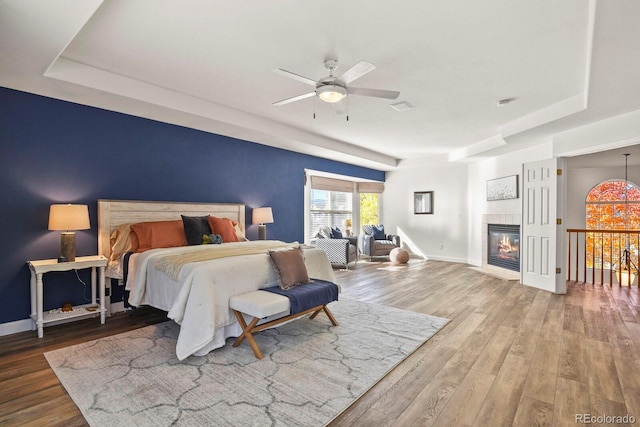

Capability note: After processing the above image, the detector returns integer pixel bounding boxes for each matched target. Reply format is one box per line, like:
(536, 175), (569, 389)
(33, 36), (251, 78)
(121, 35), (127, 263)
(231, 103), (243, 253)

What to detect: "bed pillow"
(208, 216), (239, 243)
(234, 223), (248, 241)
(268, 246), (311, 290)
(202, 233), (223, 244)
(109, 223), (133, 262)
(130, 220), (188, 252)
(182, 215), (211, 245)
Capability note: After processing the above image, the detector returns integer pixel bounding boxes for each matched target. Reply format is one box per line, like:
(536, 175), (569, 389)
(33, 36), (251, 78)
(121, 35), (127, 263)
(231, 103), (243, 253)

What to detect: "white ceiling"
(1, 0), (640, 170)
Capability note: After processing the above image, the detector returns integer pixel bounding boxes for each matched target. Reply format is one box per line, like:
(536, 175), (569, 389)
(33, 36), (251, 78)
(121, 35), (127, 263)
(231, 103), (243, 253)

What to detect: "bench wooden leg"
(232, 310), (264, 359)
(232, 304), (339, 360)
(323, 305), (339, 326)
(309, 305), (339, 326)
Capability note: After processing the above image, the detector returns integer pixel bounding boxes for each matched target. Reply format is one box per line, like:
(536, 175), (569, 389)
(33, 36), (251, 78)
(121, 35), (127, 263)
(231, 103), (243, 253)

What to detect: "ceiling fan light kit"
(316, 84), (347, 103)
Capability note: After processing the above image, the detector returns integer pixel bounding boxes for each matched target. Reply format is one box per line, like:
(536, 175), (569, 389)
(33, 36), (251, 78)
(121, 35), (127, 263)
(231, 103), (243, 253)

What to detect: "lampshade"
(252, 207), (274, 225)
(48, 204), (90, 231)
(317, 85), (347, 103)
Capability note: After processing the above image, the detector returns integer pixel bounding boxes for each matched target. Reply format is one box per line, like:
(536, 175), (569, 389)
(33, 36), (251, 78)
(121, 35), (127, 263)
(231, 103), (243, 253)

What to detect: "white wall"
(383, 162), (468, 263)
(467, 142), (554, 266)
(384, 138), (638, 268)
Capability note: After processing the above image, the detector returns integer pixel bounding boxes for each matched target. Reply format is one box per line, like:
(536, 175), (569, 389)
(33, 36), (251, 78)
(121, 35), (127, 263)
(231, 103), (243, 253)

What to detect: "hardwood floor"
(1, 259), (638, 426)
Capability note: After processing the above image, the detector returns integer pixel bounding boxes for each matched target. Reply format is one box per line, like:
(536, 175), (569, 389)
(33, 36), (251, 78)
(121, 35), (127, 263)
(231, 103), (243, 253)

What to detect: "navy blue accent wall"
(0, 87), (384, 325)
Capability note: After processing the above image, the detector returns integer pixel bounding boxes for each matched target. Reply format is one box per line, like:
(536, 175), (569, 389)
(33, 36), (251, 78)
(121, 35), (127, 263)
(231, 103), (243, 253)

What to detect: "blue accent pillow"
(371, 225), (386, 240)
(331, 227), (343, 239)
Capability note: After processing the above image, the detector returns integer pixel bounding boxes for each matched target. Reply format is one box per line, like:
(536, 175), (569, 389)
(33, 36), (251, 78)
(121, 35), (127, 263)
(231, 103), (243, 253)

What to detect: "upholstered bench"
(230, 285), (339, 359)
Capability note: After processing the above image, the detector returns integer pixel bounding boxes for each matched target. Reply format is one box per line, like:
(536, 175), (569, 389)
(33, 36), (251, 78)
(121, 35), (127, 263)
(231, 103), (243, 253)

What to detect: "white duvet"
(126, 241), (336, 360)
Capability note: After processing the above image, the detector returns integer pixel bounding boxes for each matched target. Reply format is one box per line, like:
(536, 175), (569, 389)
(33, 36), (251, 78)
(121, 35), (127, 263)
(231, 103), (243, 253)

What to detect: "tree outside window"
(360, 193), (379, 228)
(585, 180), (640, 268)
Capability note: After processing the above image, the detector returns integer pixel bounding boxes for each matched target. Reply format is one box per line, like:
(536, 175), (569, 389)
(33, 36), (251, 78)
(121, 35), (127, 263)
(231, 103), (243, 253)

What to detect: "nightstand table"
(27, 255), (108, 338)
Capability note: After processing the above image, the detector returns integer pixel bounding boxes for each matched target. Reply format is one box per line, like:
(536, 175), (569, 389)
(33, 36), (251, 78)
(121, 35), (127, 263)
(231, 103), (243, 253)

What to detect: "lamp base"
(258, 224), (267, 240)
(616, 270), (637, 287)
(60, 232), (76, 262)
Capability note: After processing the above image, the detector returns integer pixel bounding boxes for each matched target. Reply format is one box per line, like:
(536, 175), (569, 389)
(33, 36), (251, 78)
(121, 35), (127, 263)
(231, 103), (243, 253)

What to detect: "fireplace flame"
(497, 234), (519, 259)
(487, 224), (520, 271)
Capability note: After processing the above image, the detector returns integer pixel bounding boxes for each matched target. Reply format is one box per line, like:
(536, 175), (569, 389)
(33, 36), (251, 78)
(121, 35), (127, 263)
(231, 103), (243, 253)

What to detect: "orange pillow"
(208, 216), (239, 243)
(130, 220), (188, 252)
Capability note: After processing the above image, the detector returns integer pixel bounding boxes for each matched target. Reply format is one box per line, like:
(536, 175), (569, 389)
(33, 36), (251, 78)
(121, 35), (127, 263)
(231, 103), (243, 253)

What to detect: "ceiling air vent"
(390, 101), (415, 112)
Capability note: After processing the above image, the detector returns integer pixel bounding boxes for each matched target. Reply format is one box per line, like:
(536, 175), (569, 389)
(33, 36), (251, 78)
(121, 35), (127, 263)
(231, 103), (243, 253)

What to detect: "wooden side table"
(27, 255), (108, 338)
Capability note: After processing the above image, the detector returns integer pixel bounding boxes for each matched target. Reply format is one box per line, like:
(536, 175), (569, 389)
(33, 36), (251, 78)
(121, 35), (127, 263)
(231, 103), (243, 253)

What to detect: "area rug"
(45, 299), (448, 427)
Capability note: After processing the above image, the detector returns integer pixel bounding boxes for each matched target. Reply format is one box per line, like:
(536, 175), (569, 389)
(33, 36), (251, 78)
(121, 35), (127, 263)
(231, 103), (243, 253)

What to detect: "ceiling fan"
(272, 59), (400, 115)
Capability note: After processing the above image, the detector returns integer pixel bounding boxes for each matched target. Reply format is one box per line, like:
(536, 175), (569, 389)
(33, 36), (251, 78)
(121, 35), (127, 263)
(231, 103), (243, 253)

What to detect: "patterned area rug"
(45, 299), (448, 427)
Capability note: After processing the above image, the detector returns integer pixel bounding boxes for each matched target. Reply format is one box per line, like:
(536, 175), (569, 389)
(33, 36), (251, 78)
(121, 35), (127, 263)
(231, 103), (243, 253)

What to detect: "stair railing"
(566, 229), (639, 285)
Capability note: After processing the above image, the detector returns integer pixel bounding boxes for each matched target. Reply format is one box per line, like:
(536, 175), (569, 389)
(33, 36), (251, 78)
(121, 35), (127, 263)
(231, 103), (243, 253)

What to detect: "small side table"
(27, 255), (108, 338)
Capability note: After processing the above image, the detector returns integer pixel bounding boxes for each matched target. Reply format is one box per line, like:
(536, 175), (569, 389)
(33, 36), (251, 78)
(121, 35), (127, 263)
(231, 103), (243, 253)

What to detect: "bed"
(97, 199), (336, 360)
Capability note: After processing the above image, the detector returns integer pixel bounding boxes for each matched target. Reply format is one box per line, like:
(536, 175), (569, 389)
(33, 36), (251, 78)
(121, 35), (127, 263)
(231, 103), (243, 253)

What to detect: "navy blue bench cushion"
(263, 279), (339, 315)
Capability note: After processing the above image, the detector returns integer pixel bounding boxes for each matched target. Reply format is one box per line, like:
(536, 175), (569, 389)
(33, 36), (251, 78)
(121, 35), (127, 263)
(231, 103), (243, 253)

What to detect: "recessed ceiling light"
(390, 101), (415, 112)
(497, 97), (516, 107)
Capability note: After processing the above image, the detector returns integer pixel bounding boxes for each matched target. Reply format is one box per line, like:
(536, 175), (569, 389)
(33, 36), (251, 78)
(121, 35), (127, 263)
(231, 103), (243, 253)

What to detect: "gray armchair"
(311, 227), (358, 269)
(358, 225), (401, 259)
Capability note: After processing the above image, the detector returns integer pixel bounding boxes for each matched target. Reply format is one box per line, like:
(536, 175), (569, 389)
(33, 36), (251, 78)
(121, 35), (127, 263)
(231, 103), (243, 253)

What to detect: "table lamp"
(252, 207), (274, 240)
(48, 204), (90, 262)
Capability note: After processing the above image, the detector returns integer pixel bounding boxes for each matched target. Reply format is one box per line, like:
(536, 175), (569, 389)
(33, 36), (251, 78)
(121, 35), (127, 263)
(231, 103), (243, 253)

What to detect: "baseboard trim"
(0, 318), (33, 337)
(425, 255), (469, 264)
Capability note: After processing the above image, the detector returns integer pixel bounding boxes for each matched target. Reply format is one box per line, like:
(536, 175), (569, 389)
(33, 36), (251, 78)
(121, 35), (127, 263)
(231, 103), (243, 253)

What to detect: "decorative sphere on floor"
(390, 247), (409, 264)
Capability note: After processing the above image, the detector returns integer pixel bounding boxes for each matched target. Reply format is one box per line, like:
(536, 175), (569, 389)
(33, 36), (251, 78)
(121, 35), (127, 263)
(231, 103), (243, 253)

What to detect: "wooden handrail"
(566, 228), (640, 233)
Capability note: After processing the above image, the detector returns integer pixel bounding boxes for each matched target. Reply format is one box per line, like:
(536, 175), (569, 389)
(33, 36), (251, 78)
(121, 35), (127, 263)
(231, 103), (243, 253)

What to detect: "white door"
(521, 158), (566, 294)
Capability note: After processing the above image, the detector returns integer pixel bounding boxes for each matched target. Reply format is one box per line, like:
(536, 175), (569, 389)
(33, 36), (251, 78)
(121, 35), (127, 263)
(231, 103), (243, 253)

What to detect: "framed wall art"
(486, 175), (519, 201)
(414, 191), (434, 214)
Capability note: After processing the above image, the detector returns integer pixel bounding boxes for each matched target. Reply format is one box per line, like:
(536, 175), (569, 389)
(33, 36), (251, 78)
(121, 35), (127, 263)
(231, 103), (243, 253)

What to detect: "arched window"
(586, 180), (640, 268)
(586, 180), (640, 230)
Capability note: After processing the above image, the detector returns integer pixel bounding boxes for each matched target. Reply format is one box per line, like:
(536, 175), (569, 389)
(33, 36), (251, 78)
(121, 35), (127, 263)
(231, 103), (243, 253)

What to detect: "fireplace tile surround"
(476, 213), (521, 281)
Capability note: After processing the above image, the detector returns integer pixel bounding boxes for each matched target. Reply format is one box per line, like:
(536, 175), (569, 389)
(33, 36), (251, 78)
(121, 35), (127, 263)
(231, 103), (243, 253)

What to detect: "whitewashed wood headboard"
(97, 199), (246, 261)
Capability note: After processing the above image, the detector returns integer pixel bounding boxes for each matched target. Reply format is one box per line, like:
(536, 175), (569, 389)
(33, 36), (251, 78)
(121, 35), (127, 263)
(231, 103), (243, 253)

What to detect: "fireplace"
(487, 224), (520, 272)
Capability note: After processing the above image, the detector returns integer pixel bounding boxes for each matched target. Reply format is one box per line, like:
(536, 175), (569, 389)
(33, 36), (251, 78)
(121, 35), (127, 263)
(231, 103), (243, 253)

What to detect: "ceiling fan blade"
(272, 91), (316, 106)
(331, 100), (347, 115)
(348, 86), (400, 100)
(338, 61), (376, 84)
(273, 68), (318, 86)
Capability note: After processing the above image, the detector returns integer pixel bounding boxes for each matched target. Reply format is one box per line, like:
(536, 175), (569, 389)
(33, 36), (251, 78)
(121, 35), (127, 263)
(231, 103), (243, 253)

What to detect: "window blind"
(357, 181), (384, 193)
(310, 176), (384, 193)
(310, 176), (354, 193)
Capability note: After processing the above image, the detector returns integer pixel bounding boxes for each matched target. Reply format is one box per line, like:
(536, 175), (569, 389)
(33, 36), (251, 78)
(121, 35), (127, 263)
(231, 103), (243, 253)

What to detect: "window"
(585, 179), (640, 268)
(360, 193), (379, 226)
(306, 173), (384, 241)
(309, 189), (352, 240)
